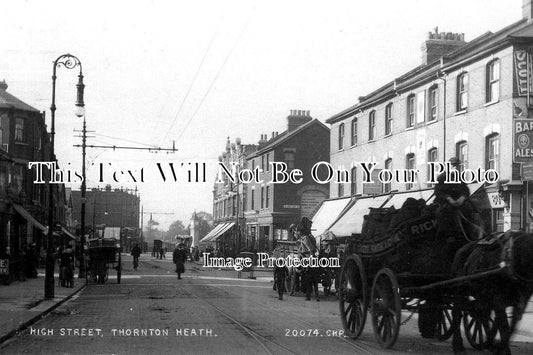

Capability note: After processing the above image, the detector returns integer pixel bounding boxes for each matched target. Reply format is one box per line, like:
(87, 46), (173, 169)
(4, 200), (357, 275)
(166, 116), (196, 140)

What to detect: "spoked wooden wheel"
(370, 268), (401, 349)
(463, 301), (496, 350)
(338, 255), (368, 339)
(436, 305), (454, 341)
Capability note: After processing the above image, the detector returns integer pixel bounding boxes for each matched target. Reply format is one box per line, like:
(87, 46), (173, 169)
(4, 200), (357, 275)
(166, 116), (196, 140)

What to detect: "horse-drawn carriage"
(85, 237), (122, 284)
(337, 197), (533, 353)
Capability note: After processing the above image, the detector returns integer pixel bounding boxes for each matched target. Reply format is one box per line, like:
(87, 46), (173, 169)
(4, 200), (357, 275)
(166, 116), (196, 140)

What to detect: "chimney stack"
(287, 109), (312, 131)
(421, 27), (466, 65)
(524, 0), (533, 21)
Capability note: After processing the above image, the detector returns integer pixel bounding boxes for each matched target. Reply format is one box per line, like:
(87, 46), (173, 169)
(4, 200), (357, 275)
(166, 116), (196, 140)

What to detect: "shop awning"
(328, 195), (390, 237)
(210, 222), (235, 242)
(200, 223), (226, 243)
(312, 197), (353, 239)
(382, 189), (434, 208)
(13, 204), (47, 233)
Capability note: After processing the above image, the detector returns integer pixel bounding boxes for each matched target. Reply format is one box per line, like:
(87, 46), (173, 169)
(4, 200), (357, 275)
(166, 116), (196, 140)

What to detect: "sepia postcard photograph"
(1, 0), (533, 354)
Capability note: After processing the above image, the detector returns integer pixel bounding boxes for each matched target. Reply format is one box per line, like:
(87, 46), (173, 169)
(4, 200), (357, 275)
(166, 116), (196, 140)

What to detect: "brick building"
(325, 1), (533, 233)
(244, 110), (330, 252)
(0, 81), (68, 283)
(202, 138), (257, 255)
(71, 185), (140, 249)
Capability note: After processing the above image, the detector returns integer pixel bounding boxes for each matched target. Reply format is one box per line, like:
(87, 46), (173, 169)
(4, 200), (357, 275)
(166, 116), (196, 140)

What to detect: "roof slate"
(0, 86), (40, 112)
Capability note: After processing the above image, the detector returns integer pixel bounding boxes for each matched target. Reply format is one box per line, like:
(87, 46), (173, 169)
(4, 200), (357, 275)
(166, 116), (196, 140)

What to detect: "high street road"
(1, 254), (533, 354)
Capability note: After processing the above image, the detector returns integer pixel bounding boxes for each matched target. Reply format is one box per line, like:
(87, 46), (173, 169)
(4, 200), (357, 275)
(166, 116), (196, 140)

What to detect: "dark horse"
(450, 230), (533, 354)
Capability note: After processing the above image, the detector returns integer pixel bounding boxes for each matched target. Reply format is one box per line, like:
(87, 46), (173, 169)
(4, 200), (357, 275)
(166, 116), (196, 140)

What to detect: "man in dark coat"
(274, 264), (289, 300)
(173, 244), (187, 279)
(131, 244), (141, 271)
(434, 157), (472, 240)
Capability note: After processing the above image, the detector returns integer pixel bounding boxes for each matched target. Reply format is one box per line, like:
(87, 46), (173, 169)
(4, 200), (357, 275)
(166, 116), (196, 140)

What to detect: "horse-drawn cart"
(337, 198), (493, 349)
(336, 193), (533, 354)
(85, 238), (122, 284)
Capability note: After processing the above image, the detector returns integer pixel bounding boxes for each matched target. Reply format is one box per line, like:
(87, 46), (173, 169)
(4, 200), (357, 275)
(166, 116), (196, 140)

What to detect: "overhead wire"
(162, 18), (223, 141)
(174, 11), (253, 144)
(93, 132), (159, 148)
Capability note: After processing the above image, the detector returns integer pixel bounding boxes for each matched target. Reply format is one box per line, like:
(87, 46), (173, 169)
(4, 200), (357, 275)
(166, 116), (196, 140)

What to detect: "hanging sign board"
(514, 119), (533, 162)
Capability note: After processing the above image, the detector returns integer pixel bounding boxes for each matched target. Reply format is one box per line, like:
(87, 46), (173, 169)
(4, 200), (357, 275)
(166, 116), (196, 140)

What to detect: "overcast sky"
(0, 0), (523, 229)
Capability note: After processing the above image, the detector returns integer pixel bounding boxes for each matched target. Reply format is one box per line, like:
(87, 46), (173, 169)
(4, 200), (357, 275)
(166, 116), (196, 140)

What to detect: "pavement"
(0, 267), (86, 345)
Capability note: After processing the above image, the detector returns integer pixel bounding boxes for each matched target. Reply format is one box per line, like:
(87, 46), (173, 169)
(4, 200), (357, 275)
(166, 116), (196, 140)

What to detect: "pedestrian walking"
(59, 245), (75, 287)
(274, 264), (289, 300)
(131, 244), (141, 271)
(26, 243), (38, 278)
(173, 243), (187, 279)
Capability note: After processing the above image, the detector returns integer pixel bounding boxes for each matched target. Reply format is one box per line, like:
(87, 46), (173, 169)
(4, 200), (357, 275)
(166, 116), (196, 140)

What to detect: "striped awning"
(13, 204), (47, 233)
(211, 222), (235, 241)
(328, 195), (390, 237)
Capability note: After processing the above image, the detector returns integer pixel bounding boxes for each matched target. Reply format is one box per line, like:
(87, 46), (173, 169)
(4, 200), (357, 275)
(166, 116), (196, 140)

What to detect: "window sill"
(426, 119), (438, 126)
(484, 100), (499, 107)
(14, 141), (28, 146)
(368, 139), (376, 143)
(454, 110), (467, 116)
(350, 144), (357, 148)
(405, 126), (415, 131)
(384, 133), (392, 138)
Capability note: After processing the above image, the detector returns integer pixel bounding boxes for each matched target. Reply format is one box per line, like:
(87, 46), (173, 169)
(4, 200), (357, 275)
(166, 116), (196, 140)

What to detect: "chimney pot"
(525, 0), (533, 21)
(421, 29), (466, 65)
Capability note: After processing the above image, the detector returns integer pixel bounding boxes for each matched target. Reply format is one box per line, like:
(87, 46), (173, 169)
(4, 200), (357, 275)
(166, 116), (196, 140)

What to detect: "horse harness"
(476, 231), (533, 283)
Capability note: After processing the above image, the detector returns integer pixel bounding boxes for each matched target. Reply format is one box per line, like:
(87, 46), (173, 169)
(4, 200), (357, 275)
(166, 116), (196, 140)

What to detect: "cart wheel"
(338, 255), (368, 339)
(436, 305), (454, 341)
(463, 301), (496, 350)
(370, 268), (401, 349)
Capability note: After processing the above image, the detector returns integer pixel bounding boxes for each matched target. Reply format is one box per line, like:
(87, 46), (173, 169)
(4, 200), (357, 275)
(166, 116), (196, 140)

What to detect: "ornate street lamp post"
(45, 54), (85, 299)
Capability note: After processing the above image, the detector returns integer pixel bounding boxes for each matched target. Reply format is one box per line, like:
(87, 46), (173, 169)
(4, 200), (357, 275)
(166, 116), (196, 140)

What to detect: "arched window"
(406, 153), (415, 190)
(369, 111), (376, 141)
(385, 103), (393, 135)
(428, 85), (438, 122)
(338, 123), (345, 150)
(406, 94), (415, 128)
(486, 59), (500, 103)
(456, 141), (468, 172)
(427, 148), (438, 187)
(486, 134), (500, 171)
(457, 72), (468, 111)
(351, 167), (357, 195)
(351, 117), (358, 146)
(383, 158), (392, 193)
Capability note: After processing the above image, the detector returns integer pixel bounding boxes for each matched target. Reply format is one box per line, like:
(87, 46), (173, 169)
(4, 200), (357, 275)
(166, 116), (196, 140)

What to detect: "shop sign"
(487, 192), (506, 209)
(523, 162), (533, 181)
(514, 50), (533, 97)
(0, 259), (8, 275)
(513, 119), (533, 162)
(283, 205), (300, 209)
